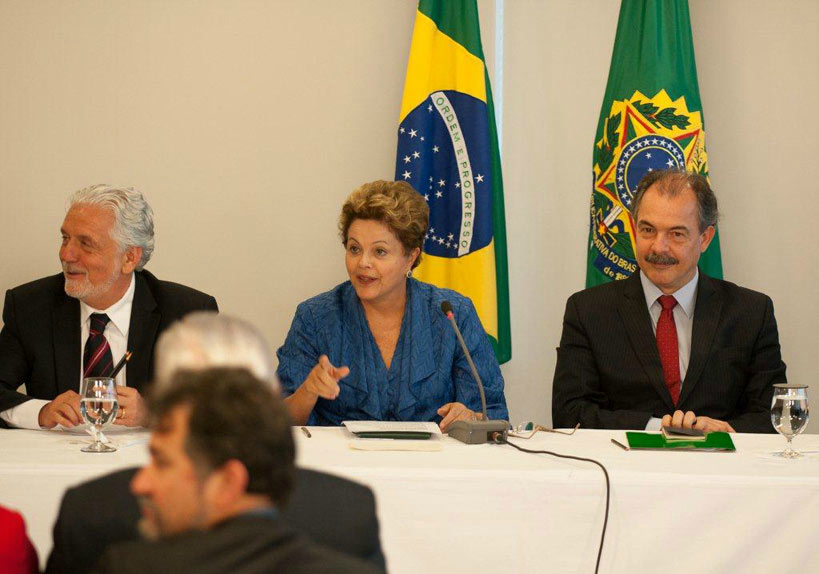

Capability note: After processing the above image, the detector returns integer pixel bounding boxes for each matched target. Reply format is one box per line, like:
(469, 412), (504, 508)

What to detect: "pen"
(611, 438), (629, 451)
(109, 351), (132, 379)
(300, 426), (312, 438)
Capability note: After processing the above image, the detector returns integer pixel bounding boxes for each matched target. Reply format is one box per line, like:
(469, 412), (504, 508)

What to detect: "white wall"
(1, 1), (816, 431)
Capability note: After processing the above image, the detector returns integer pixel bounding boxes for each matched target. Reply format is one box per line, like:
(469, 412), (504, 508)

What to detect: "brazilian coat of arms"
(590, 89), (708, 281)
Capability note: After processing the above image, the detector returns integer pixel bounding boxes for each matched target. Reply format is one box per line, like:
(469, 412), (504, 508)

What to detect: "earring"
(406, 269), (412, 278)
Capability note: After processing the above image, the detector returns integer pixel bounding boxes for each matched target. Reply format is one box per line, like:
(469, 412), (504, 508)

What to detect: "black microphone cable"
(492, 432), (610, 574)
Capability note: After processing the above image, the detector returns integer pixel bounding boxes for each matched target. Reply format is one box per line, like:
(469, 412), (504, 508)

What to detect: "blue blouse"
(276, 278), (508, 426)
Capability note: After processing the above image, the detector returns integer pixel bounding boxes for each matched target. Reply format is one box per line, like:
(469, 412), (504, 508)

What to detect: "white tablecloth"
(2, 427), (818, 573)
(294, 428), (819, 574)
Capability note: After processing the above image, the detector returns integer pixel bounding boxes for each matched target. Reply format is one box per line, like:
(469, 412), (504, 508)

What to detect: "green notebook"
(625, 431), (736, 452)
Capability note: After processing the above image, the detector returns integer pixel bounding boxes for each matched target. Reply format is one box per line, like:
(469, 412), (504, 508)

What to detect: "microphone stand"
(441, 301), (508, 444)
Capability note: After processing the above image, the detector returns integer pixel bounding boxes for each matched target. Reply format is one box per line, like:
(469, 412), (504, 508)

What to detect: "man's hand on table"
(38, 390), (82, 428)
(661, 410), (735, 433)
(116, 386), (147, 427)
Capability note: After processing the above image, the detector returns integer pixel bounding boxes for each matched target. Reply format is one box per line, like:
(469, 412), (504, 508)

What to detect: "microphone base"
(446, 419), (509, 444)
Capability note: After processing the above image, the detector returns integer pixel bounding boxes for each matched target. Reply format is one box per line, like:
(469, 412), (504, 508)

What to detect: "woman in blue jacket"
(277, 180), (508, 429)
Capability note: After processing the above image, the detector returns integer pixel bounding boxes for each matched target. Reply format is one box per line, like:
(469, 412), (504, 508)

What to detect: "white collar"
(639, 268), (698, 318)
(80, 273), (136, 335)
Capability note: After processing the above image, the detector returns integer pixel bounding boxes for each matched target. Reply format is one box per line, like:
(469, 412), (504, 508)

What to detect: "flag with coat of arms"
(587, 0), (723, 287)
(395, 0), (511, 363)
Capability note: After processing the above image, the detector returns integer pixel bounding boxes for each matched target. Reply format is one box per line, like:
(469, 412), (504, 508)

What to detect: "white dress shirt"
(640, 269), (698, 430)
(0, 274), (135, 429)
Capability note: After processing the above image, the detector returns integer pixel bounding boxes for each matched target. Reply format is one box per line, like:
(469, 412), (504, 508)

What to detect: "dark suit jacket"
(91, 514), (381, 574)
(0, 270), (218, 418)
(46, 467), (385, 574)
(552, 271), (786, 433)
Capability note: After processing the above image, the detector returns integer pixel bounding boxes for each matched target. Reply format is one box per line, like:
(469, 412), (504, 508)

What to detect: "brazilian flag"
(395, 0), (511, 363)
(587, 0), (723, 287)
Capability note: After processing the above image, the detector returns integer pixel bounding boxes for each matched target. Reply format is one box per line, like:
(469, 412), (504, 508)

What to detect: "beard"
(135, 493), (209, 541)
(136, 516), (161, 541)
(62, 262), (121, 305)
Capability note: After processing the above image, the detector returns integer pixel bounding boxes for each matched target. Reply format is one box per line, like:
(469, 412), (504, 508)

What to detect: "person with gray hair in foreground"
(93, 368), (380, 574)
(0, 184), (218, 430)
(45, 313), (385, 574)
(152, 311), (278, 390)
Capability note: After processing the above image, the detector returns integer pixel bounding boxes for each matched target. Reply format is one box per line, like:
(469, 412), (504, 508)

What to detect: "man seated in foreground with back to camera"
(93, 367), (381, 574)
(46, 313), (383, 574)
(0, 184), (218, 430)
(552, 169), (786, 433)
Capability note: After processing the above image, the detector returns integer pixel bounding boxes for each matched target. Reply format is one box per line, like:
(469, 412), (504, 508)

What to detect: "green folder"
(625, 431), (736, 452)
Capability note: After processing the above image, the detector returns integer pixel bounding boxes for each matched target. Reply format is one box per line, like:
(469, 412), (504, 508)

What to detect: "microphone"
(440, 300), (509, 444)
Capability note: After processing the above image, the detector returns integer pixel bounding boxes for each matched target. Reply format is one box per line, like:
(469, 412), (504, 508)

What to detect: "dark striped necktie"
(83, 313), (114, 378)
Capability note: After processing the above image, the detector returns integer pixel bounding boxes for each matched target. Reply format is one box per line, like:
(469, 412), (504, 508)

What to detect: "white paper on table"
(349, 438), (443, 451)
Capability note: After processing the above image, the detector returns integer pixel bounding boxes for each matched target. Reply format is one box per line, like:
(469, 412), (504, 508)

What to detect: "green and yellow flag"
(395, 0), (511, 363)
(587, 0), (722, 286)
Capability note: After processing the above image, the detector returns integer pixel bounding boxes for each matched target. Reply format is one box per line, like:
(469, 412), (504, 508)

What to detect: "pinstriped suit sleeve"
(552, 295), (654, 430)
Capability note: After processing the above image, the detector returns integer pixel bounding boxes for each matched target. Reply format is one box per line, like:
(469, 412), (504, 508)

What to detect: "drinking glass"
(771, 384), (809, 459)
(80, 377), (119, 453)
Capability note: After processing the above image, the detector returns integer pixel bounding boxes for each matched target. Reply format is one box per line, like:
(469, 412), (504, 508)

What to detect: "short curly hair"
(339, 180), (429, 269)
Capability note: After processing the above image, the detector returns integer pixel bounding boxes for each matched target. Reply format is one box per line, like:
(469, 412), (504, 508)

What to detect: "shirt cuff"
(0, 399), (50, 429)
(645, 417), (663, 431)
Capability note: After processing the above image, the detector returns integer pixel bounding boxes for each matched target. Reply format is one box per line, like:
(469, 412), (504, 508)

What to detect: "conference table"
(2, 426), (818, 573)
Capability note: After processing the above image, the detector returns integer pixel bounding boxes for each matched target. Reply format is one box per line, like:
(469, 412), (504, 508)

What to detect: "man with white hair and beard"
(0, 184), (218, 430)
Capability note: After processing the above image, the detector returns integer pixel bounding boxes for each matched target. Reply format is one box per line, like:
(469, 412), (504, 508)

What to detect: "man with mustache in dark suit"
(553, 170), (786, 433)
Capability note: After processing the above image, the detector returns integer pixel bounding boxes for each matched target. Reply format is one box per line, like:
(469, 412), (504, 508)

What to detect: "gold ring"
(117, 407), (125, 419)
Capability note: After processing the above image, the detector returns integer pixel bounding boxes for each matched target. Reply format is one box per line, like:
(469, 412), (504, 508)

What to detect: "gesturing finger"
(309, 367), (340, 399)
(319, 355), (349, 381)
(318, 354), (333, 372)
(330, 365), (350, 380)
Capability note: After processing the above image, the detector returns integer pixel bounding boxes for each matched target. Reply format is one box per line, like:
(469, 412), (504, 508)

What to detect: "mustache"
(645, 252), (679, 265)
(62, 263), (86, 274)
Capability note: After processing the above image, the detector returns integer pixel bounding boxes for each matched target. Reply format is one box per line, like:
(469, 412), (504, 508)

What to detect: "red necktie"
(83, 313), (114, 378)
(656, 295), (680, 405)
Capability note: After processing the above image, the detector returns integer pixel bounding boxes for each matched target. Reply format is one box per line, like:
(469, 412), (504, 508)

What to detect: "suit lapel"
(126, 272), (160, 391)
(617, 273), (675, 410)
(52, 290), (81, 394)
(679, 272), (722, 405)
